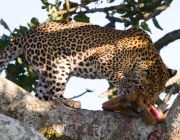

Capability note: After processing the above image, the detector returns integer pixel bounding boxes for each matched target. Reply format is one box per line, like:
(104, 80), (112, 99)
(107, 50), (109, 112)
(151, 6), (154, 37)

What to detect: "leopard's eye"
(139, 70), (151, 84)
(141, 70), (150, 78)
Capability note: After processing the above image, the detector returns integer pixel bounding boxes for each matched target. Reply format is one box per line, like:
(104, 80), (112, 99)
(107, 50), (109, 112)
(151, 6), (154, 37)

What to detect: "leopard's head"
(135, 58), (177, 103)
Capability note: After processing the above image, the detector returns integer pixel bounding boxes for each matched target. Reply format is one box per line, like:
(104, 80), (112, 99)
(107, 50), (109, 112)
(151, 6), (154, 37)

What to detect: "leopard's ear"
(167, 68), (177, 78)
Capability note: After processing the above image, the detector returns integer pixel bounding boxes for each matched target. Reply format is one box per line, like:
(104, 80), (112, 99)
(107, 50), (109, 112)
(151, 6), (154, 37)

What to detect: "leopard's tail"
(0, 37), (23, 71)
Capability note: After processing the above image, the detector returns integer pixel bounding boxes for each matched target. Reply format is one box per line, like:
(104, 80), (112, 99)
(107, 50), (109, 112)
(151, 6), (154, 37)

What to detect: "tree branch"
(154, 28), (180, 52)
(65, 0), (70, 21)
(57, 5), (81, 15)
(0, 113), (45, 140)
(0, 76), (179, 139)
(166, 70), (180, 87)
(138, 0), (173, 20)
(98, 87), (116, 98)
(56, 0), (173, 27)
(70, 88), (93, 99)
(137, 0), (162, 9)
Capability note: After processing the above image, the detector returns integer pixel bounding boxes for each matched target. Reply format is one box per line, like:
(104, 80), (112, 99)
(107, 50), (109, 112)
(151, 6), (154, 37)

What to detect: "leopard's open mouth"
(129, 80), (145, 95)
(135, 85), (145, 95)
(134, 85), (151, 104)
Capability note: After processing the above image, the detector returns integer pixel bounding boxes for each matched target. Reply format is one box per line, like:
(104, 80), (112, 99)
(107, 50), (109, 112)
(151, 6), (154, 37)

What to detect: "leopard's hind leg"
(35, 76), (50, 101)
(45, 60), (81, 109)
(35, 75), (81, 109)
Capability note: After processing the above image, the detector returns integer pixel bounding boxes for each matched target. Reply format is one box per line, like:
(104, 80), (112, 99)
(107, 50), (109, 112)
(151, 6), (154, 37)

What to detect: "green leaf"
(48, 5), (54, 15)
(57, 1), (61, 7)
(138, 0), (154, 3)
(41, 6), (47, 9)
(52, 15), (56, 20)
(155, 97), (163, 106)
(1, 34), (9, 41)
(17, 57), (22, 64)
(28, 66), (37, 77)
(74, 14), (89, 23)
(11, 28), (20, 37)
(132, 20), (139, 27)
(107, 0), (115, 3)
(141, 22), (151, 33)
(152, 18), (163, 30)
(0, 34), (10, 50)
(69, 1), (78, 8)
(0, 19), (11, 33)
(28, 18), (40, 28)
(117, 9), (126, 14)
(19, 26), (28, 34)
(108, 94), (115, 100)
(0, 39), (8, 50)
(55, 16), (62, 20)
(121, 12), (134, 19)
(5, 64), (16, 76)
(41, 0), (48, 5)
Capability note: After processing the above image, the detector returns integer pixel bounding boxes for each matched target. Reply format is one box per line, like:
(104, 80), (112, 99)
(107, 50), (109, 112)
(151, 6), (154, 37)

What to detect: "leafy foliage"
(0, 18), (39, 92)
(0, 19), (11, 33)
(0, 35), (9, 50)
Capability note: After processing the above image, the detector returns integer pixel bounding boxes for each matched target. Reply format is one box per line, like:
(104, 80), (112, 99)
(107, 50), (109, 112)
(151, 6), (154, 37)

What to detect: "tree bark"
(0, 113), (46, 140)
(154, 29), (180, 52)
(0, 76), (179, 139)
(166, 70), (180, 87)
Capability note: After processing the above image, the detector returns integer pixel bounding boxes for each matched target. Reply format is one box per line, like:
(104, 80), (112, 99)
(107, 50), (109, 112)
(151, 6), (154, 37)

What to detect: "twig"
(158, 86), (175, 112)
(56, 5), (81, 15)
(55, 0), (173, 27)
(70, 88), (94, 99)
(98, 87), (116, 98)
(65, 0), (70, 21)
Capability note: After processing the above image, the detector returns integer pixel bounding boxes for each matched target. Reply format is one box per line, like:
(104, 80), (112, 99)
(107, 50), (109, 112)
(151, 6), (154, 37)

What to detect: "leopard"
(0, 20), (176, 111)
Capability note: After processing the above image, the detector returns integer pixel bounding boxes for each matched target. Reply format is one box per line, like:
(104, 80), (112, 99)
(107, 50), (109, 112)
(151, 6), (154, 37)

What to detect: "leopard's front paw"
(64, 98), (81, 109)
(49, 95), (81, 109)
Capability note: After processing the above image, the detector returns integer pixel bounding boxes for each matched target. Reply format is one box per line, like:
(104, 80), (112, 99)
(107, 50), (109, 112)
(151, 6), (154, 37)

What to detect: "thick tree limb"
(164, 92), (180, 140)
(153, 29), (180, 88)
(154, 29), (180, 52)
(0, 76), (179, 139)
(0, 113), (45, 140)
(166, 70), (180, 87)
